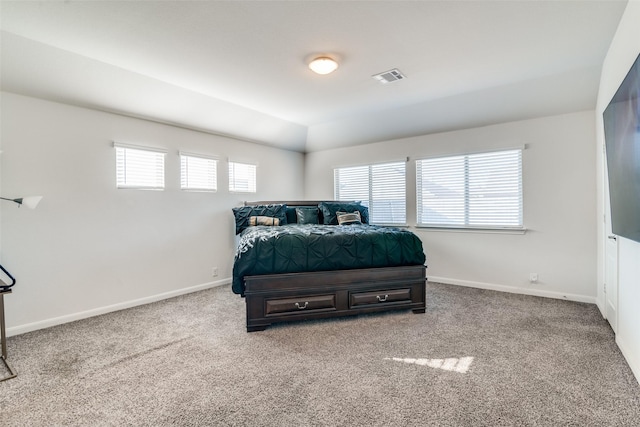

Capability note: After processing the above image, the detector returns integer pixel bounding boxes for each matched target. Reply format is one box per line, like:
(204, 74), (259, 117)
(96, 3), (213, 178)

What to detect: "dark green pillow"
(296, 207), (320, 224)
(232, 204), (287, 234)
(285, 207), (298, 224)
(318, 202), (369, 225)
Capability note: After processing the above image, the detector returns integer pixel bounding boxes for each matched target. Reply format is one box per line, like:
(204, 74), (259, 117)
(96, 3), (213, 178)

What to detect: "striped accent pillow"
(336, 211), (362, 225)
(249, 216), (280, 226)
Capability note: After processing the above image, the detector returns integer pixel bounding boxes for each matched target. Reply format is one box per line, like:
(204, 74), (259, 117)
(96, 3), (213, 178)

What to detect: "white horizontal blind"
(371, 162), (406, 224)
(416, 149), (522, 228)
(334, 161), (406, 224)
(229, 161), (257, 193)
(115, 145), (165, 190)
(180, 154), (217, 191)
(334, 165), (369, 202)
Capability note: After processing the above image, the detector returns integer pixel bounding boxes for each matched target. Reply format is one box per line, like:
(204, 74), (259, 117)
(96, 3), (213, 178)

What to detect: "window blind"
(115, 145), (165, 190)
(229, 161), (257, 193)
(334, 161), (406, 225)
(180, 154), (217, 191)
(416, 149), (522, 229)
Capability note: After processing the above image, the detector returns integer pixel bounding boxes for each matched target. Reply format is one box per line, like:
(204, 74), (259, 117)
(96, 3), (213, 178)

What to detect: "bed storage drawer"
(265, 294), (336, 316)
(244, 265), (426, 332)
(349, 288), (412, 308)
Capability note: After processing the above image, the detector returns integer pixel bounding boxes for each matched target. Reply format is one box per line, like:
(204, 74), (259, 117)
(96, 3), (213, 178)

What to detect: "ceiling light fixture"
(309, 57), (338, 75)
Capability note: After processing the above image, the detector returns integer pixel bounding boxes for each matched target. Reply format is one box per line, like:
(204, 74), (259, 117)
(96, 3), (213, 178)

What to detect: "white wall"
(0, 92), (304, 335)
(596, 0), (640, 382)
(306, 111), (598, 302)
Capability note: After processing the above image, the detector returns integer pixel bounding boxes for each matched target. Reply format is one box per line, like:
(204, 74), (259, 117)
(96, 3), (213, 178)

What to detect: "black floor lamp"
(0, 194), (42, 381)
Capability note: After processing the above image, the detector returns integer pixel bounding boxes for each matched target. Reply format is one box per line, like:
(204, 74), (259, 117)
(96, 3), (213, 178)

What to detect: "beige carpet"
(1, 282), (639, 426)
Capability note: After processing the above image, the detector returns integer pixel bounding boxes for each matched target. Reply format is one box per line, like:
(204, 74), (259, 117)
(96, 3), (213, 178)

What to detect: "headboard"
(241, 200), (369, 227)
(244, 201), (328, 224)
(244, 200), (328, 207)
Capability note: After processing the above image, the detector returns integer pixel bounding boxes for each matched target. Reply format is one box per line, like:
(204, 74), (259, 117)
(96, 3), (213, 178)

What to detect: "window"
(114, 142), (165, 190)
(416, 149), (522, 229)
(228, 161), (257, 193)
(334, 161), (406, 225)
(180, 152), (217, 191)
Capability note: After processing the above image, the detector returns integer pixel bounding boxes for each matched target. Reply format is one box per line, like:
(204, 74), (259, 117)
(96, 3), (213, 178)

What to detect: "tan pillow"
(249, 216), (280, 226)
(336, 211), (362, 225)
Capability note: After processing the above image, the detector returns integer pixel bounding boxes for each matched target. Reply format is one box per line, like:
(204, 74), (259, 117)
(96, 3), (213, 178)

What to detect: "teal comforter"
(232, 224), (426, 295)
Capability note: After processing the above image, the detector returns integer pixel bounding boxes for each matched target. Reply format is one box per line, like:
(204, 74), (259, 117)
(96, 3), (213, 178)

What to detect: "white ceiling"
(0, 1), (628, 153)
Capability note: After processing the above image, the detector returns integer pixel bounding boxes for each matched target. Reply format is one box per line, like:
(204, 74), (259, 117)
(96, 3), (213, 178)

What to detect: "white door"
(603, 149), (618, 333)
(605, 231), (618, 333)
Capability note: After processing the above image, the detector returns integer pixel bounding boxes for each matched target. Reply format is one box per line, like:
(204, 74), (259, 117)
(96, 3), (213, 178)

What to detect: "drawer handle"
(295, 302), (309, 310)
(377, 294), (389, 302)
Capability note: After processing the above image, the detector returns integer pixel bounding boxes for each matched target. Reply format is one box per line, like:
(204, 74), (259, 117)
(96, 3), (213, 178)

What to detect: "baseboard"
(616, 335), (640, 386)
(427, 276), (597, 304)
(6, 278), (231, 337)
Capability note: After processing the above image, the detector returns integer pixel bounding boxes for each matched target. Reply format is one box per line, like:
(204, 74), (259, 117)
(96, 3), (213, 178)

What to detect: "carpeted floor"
(1, 282), (639, 426)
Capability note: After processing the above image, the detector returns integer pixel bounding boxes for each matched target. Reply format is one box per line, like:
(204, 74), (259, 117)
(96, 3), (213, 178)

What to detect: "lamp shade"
(21, 196), (43, 209)
(309, 57), (338, 75)
(0, 196), (43, 209)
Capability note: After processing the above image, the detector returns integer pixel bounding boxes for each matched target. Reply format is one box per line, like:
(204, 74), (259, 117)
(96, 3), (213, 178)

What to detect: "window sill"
(413, 225), (527, 235)
(181, 189), (218, 193)
(116, 186), (164, 191)
(371, 223), (409, 228)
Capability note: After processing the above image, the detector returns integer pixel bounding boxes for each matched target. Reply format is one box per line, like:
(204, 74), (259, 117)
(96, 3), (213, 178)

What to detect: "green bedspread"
(232, 224), (426, 295)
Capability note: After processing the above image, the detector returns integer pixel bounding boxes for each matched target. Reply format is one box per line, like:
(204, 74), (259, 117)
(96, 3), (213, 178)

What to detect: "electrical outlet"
(529, 273), (538, 283)
(212, 267), (219, 277)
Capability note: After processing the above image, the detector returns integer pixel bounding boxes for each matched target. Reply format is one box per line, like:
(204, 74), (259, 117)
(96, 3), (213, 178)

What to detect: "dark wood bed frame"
(242, 201), (427, 332)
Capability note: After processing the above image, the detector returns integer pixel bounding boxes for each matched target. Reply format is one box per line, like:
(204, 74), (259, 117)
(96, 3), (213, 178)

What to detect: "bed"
(232, 201), (427, 332)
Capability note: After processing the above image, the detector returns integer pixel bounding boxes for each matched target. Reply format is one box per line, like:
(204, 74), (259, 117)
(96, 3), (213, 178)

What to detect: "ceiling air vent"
(372, 68), (406, 84)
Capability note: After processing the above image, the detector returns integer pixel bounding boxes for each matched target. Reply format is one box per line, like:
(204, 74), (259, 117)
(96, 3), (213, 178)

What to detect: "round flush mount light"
(308, 56), (339, 75)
